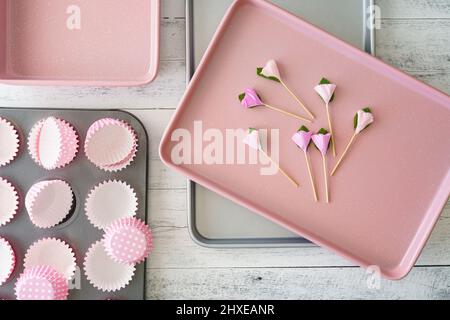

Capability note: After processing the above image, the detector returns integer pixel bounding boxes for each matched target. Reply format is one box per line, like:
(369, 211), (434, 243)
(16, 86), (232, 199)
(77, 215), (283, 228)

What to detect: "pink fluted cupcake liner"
(0, 177), (20, 227)
(25, 180), (73, 229)
(0, 237), (15, 286)
(84, 118), (138, 171)
(84, 240), (135, 292)
(85, 180), (138, 230)
(0, 117), (20, 167)
(103, 217), (153, 265)
(28, 117), (79, 170)
(15, 265), (69, 300)
(24, 238), (76, 281)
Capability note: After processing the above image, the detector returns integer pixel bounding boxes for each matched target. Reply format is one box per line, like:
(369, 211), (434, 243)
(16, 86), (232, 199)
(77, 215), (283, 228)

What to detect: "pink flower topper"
(238, 88), (311, 122)
(292, 126), (318, 201)
(257, 59), (315, 120)
(312, 128), (331, 203)
(243, 128), (298, 188)
(314, 77), (337, 156)
(331, 108), (374, 176)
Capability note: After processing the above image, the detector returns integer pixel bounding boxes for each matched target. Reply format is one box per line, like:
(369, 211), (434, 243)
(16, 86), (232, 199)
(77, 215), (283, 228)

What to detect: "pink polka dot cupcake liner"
(24, 238), (76, 281)
(85, 180), (138, 230)
(0, 237), (16, 286)
(84, 240), (135, 292)
(25, 180), (73, 229)
(15, 265), (69, 300)
(0, 117), (20, 167)
(28, 117), (79, 170)
(84, 118), (138, 172)
(103, 217), (153, 265)
(0, 177), (20, 227)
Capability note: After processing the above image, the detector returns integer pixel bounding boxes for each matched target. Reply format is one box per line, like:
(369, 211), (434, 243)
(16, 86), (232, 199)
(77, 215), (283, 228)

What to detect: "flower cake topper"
(238, 88), (311, 122)
(292, 126), (317, 201)
(257, 59), (315, 120)
(331, 108), (374, 176)
(312, 128), (331, 203)
(243, 128), (298, 188)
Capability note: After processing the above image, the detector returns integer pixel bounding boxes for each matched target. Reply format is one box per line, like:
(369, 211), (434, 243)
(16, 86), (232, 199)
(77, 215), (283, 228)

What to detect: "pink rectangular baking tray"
(160, 0), (450, 279)
(0, 0), (160, 86)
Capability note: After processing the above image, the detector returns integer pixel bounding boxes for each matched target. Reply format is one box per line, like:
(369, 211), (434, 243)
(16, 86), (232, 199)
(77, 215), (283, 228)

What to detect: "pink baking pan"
(0, 0), (160, 86)
(160, 0), (450, 279)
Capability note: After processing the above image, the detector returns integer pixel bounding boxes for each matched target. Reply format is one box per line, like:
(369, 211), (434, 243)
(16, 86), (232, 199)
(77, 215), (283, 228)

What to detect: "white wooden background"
(0, 0), (449, 299)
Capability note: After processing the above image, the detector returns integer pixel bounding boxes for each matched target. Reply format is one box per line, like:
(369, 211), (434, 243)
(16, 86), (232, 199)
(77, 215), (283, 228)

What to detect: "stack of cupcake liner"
(0, 112), (149, 300)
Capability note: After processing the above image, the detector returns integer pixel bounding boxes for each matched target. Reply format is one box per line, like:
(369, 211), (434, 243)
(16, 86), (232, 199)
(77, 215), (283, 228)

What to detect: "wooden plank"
(147, 189), (450, 268)
(146, 266), (450, 299)
(376, 0), (450, 19)
(376, 19), (450, 92)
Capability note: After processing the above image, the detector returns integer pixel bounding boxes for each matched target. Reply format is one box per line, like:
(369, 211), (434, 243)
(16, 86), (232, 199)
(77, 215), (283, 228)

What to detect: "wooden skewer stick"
(325, 103), (337, 157)
(322, 155), (329, 203)
(331, 132), (357, 176)
(304, 151), (318, 202)
(263, 103), (312, 123)
(260, 149), (299, 188)
(280, 79), (315, 120)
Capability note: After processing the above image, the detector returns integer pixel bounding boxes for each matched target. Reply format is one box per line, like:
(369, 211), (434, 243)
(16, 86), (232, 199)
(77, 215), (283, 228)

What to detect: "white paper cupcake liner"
(0, 177), (20, 227)
(84, 118), (138, 170)
(85, 180), (138, 230)
(103, 217), (153, 265)
(28, 117), (79, 170)
(0, 237), (16, 286)
(84, 240), (135, 292)
(0, 117), (20, 167)
(15, 265), (69, 300)
(101, 144), (138, 172)
(24, 238), (76, 281)
(25, 180), (73, 229)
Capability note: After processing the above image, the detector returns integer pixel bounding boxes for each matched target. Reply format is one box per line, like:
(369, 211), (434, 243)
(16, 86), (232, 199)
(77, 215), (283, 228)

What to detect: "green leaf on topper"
(318, 77), (335, 102)
(298, 125), (310, 132)
(317, 128), (329, 135)
(257, 67), (281, 83)
(353, 107), (373, 130)
(248, 127), (257, 133)
(238, 93), (245, 102)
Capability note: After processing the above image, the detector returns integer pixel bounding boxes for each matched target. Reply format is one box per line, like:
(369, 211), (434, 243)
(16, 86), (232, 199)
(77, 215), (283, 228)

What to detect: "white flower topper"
(257, 59), (315, 120)
(331, 108), (374, 176)
(243, 128), (299, 188)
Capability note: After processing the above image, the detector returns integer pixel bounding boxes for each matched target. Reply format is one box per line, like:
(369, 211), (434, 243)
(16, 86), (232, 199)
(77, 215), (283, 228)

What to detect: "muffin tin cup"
(0, 108), (148, 300)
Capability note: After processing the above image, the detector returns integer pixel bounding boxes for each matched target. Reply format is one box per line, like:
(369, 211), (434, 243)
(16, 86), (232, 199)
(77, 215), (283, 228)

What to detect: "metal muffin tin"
(186, 0), (375, 247)
(0, 108), (148, 300)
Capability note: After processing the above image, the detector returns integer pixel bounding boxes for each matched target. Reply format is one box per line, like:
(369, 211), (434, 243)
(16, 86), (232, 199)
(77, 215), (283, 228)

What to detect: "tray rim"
(0, 0), (160, 87)
(160, 0), (450, 279)
(0, 106), (149, 299)
(185, 0), (375, 248)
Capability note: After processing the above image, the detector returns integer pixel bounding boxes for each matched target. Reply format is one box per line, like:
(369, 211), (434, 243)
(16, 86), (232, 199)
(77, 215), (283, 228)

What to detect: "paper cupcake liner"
(85, 180), (138, 230)
(0, 117), (20, 167)
(84, 118), (137, 169)
(25, 180), (73, 229)
(0, 237), (16, 286)
(0, 177), (20, 227)
(24, 238), (76, 281)
(100, 144), (138, 172)
(28, 117), (79, 170)
(84, 240), (135, 292)
(104, 217), (153, 265)
(15, 265), (69, 300)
